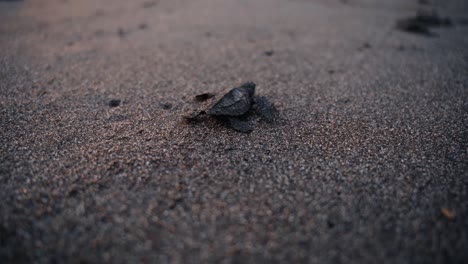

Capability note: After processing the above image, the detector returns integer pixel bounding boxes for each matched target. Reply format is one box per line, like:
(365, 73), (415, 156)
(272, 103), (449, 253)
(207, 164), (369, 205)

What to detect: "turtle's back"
(207, 82), (255, 116)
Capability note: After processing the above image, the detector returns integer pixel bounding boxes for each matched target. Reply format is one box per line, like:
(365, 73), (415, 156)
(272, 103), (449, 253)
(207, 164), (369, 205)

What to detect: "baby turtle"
(184, 82), (277, 133)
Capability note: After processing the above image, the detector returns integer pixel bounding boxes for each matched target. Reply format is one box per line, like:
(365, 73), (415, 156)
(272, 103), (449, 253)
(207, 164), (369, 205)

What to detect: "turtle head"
(240, 82), (256, 97)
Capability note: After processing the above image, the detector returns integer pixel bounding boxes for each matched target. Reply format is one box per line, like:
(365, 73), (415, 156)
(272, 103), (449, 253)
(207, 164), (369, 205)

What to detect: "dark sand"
(1, 0), (468, 263)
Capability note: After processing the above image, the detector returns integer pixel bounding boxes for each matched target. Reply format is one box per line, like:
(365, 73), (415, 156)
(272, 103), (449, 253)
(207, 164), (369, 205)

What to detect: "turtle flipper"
(183, 109), (205, 120)
(228, 117), (254, 133)
(194, 93), (215, 102)
(254, 96), (277, 122)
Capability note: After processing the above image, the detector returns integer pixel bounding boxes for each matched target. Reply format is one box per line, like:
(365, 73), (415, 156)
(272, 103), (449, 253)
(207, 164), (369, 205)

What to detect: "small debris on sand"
(441, 207), (456, 220)
(108, 99), (121, 107)
(160, 102), (172, 109)
(396, 18), (432, 35)
(415, 9), (452, 27)
(138, 23), (148, 30)
(396, 10), (453, 36)
(142, 1), (157, 9)
(358, 42), (372, 51)
(117, 28), (127, 38)
(263, 50), (274, 56)
(362, 42), (371, 49)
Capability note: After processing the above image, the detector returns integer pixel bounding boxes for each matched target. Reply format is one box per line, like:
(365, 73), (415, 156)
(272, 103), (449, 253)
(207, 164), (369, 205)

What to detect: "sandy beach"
(1, 0), (467, 263)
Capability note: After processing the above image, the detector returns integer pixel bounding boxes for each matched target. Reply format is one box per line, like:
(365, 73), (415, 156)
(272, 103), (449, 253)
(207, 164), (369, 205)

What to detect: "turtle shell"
(206, 82), (256, 116)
